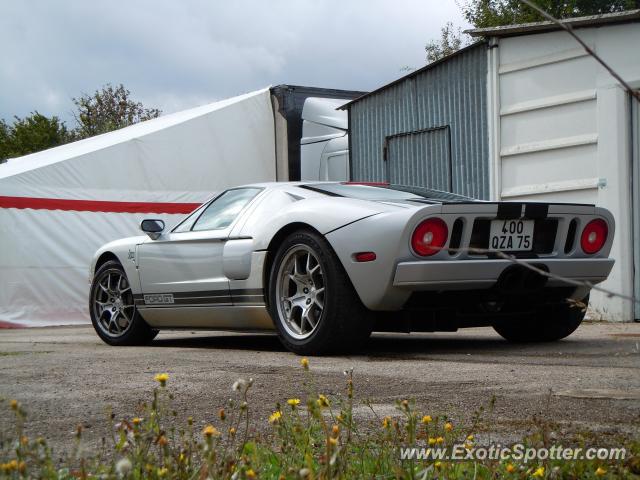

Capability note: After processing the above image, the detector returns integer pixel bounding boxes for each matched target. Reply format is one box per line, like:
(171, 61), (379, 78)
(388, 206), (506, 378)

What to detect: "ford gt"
(89, 182), (615, 354)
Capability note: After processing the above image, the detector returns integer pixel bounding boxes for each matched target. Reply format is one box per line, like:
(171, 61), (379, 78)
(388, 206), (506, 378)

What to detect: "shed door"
(385, 126), (452, 192)
(632, 94), (639, 321)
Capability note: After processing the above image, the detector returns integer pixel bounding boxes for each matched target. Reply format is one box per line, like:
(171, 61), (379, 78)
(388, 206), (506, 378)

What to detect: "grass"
(0, 359), (638, 479)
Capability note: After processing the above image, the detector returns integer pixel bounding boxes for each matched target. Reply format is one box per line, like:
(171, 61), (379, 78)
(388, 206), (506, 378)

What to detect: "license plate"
(489, 219), (534, 252)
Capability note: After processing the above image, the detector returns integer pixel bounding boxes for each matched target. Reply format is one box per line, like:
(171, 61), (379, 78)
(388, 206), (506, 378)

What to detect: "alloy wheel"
(92, 269), (135, 338)
(275, 245), (326, 340)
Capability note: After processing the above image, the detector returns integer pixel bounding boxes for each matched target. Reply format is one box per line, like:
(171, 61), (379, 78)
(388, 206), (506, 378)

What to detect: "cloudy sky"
(1, 1), (468, 125)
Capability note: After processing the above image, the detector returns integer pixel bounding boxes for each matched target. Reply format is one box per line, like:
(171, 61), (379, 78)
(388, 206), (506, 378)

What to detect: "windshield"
(301, 183), (474, 202)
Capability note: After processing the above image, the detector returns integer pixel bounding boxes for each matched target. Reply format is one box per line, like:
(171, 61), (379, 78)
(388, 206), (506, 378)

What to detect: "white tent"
(0, 88), (276, 327)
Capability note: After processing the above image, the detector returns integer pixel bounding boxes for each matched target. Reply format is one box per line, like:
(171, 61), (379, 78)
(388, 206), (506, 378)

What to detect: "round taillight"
(580, 219), (608, 254)
(411, 218), (449, 256)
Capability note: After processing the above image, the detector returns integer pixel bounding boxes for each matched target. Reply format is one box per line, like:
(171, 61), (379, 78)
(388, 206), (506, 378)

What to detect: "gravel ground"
(0, 323), (639, 456)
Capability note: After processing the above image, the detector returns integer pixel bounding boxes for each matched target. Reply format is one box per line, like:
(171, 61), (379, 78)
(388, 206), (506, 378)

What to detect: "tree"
(425, 22), (472, 64)
(0, 112), (73, 162)
(461, 0), (639, 29)
(73, 83), (161, 139)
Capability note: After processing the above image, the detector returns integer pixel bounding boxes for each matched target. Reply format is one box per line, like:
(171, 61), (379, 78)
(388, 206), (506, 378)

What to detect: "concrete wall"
(488, 22), (640, 320)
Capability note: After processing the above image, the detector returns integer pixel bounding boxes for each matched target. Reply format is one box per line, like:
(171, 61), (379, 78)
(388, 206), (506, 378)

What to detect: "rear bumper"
(393, 258), (615, 290)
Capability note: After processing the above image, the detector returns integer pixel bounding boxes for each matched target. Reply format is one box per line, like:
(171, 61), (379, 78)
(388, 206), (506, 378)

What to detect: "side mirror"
(141, 219), (165, 240)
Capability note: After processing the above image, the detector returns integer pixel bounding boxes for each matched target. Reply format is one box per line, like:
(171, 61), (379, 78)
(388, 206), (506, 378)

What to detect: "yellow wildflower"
(428, 437), (437, 446)
(287, 398), (301, 408)
(422, 415), (433, 424)
(532, 466), (545, 478)
(9, 400), (18, 411)
(157, 467), (168, 477)
(154, 373), (169, 386)
(466, 434), (474, 441)
(328, 437), (338, 446)
(435, 461), (442, 469)
(202, 425), (220, 438)
(219, 408), (226, 421)
(269, 411), (282, 424)
(464, 442), (473, 450)
(132, 417), (142, 426)
(317, 394), (330, 408)
(401, 399), (409, 410)
(595, 467), (607, 477)
(332, 424), (340, 437)
(229, 427), (236, 436)
(246, 468), (257, 479)
(382, 416), (391, 429)
(436, 436), (444, 444)
(18, 461), (26, 474)
(300, 357), (309, 370)
(6, 460), (18, 472)
(157, 435), (168, 446)
(506, 464), (516, 473)
(336, 414), (344, 422)
(444, 422), (453, 432)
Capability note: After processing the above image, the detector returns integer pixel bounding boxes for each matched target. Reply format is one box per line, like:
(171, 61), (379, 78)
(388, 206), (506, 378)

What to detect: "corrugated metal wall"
(348, 42), (489, 199)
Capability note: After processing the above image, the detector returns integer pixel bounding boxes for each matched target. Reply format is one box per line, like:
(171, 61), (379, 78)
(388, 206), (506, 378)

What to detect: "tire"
(89, 260), (158, 346)
(268, 230), (372, 355)
(493, 295), (588, 343)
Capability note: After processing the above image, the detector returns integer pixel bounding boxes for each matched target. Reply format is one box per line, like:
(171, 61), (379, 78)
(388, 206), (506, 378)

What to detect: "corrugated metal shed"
(343, 41), (490, 199)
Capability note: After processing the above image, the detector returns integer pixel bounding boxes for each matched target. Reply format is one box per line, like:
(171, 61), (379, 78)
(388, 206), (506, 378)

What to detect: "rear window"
(301, 183), (473, 202)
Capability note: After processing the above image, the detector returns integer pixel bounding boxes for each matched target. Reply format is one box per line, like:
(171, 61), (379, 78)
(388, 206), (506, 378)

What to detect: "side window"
(191, 188), (260, 232)
(172, 203), (208, 233)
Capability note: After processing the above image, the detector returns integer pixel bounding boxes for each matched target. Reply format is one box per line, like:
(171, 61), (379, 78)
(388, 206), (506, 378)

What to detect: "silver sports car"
(89, 182), (615, 354)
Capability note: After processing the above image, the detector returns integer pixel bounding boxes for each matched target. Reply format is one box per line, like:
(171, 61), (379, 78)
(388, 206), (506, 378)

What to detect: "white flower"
(115, 458), (132, 476)
(299, 468), (310, 478)
(232, 378), (247, 392)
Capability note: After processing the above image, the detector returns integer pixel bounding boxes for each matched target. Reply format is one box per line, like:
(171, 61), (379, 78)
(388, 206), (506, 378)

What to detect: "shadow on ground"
(149, 330), (591, 357)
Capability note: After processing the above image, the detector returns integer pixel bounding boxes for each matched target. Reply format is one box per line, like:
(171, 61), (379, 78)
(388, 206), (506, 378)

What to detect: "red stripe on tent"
(0, 196), (201, 214)
(0, 320), (25, 329)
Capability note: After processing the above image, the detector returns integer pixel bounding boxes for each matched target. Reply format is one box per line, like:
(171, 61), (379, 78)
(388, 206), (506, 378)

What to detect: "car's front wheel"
(268, 230), (372, 355)
(493, 295), (588, 342)
(89, 260), (158, 346)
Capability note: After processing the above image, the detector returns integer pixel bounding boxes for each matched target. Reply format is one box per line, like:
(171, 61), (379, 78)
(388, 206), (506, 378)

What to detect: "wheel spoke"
(300, 309), (309, 333)
(118, 310), (131, 328)
(305, 252), (312, 276)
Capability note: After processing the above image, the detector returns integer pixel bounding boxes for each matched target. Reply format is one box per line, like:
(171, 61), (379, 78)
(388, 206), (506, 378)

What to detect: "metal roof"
(466, 8), (640, 38)
(338, 41), (487, 110)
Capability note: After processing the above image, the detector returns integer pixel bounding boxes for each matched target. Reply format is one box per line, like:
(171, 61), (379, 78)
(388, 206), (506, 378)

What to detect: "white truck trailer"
(0, 85), (365, 327)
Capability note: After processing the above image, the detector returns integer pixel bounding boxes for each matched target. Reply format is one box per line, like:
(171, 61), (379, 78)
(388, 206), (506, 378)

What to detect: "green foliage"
(0, 84), (162, 161)
(1, 362), (637, 479)
(72, 83), (161, 139)
(425, 22), (473, 64)
(0, 112), (73, 162)
(461, 0), (639, 29)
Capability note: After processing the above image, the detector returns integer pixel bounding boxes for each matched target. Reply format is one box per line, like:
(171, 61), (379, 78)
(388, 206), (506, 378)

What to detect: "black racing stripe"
(233, 296), (265, 304)
(171, 297), (232, 305)
(229, 288), (264, 296)
(524, 203), (548, 219)
(135, 289), (265, 307)
(496, 203), (522, 219)
(171, 290), (230, 299)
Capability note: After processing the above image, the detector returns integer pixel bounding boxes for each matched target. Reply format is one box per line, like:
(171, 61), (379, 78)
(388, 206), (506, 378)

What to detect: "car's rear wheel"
(90, 260), (158, 346)
(268, 230), (372, 355)
(492, 295), (588, 342)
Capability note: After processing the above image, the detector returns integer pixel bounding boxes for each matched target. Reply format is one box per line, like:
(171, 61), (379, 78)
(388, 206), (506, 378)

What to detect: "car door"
(137, 188), (262, 308)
